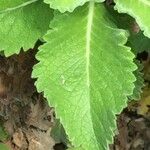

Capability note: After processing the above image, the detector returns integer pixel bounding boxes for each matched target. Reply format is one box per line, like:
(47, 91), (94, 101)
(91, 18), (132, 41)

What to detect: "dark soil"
(0, 48), (55, 150)
(110, 104), (150, 150)
(110, 52), (150, 150)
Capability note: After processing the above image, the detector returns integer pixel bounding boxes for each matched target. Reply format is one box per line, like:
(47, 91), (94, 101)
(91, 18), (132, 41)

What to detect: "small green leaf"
(0, 0), (53, 56)
(44, 0), (104, 12)
(114, 0), (150, 38)
(33, 2), (136, 149)
(106, 7), (150, 54)
(128, 31), (150, 54)
(0, 125), (8, 142)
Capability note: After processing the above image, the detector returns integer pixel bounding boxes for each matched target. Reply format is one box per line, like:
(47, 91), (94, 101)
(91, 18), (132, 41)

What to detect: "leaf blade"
(33, 2), (136, 149)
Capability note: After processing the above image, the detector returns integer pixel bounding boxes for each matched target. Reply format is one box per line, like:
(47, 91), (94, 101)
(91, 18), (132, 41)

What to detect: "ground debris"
(0, 49), (55, 150)
(12, 128), (55, 150)
(110, 107), (150, 150)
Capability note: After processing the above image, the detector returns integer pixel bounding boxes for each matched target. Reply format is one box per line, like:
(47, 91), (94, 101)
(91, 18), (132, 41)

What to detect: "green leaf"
(114, 0), (150, 38)
(0, 0), (53, 56)
(128, 31), (150, 54)
(33, 2), (136, 149)
(44, 0), (104, 12)
(0, 143), (9, 150)
(129, 61), (144, 100)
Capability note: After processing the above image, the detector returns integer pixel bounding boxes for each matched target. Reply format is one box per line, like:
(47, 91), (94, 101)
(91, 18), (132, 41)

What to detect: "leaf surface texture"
(0, 0), (37, 12)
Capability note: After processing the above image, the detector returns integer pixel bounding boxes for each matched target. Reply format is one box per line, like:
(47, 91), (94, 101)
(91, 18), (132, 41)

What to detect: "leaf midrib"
(0, 0), (39, 14)
(85, 2), (100, 148)
(86, 1), (94, 87)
